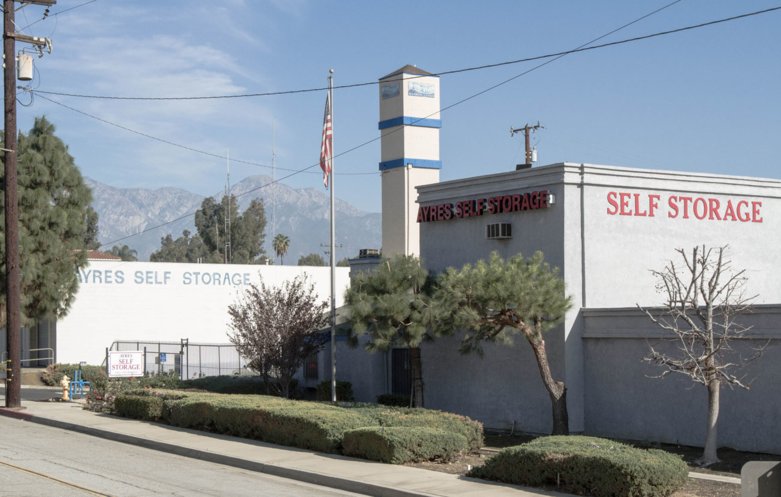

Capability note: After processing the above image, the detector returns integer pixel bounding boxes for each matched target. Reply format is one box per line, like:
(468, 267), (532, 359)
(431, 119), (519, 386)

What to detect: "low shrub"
(182, 375), (294, 396)
(138, 371), (182, 389)
(316, 380), (353, 402)
(352, 405), (483, 451)
(164, 393), (370, 453)
(376, 394), (409, 407)
(343, 426), (467, 463)
(110, 388), (482, 461)
(86, 373), (182, 413)
(468, 435), (688, 497)
(114, 394), (165, 421)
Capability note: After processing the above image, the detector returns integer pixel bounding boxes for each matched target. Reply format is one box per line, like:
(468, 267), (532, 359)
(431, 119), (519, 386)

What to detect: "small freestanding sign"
(107, 351), (145, 378)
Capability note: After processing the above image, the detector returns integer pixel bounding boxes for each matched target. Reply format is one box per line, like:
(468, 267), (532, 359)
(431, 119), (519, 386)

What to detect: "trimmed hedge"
(110, 389), (484, 462)
(343, 427), (467, 463)
(351, 405), (484, 451)
(114, 394), (164, 421)
(469, 436), (687, 497)
(182, 375), (275, 395)
(164, 393), (371, 453)
(114, 390), (186, 421)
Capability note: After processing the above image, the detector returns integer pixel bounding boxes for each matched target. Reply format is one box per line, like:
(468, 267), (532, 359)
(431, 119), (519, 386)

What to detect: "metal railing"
(106, 340), (246, 380)
(1, 347), (55, 367)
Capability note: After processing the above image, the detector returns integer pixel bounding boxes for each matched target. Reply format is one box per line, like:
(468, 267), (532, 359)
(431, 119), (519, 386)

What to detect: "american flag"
(320, 92), (332, 188)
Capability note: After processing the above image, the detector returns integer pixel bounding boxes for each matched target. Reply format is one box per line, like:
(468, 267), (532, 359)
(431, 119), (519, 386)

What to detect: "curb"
(688, 471), (741, 485)
(0, 407), (445, 497)
(0, 407), (33, 421)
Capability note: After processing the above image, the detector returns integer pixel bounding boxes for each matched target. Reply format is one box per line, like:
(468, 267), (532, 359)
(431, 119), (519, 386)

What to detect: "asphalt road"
(0, 416), (367, 497)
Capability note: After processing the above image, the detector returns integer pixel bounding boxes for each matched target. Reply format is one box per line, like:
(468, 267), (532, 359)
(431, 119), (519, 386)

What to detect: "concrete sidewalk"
(0, 390), (574, 497)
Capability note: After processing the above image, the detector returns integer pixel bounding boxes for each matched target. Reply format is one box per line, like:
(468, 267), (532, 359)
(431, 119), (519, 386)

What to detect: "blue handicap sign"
(160, 353), (167, 363)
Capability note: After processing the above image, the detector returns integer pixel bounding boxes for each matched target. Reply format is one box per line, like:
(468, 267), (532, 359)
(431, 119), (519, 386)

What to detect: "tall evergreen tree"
(152, 195), (267, 264)
(83, 206), (100, 250)
(0, 117), (94, 324)
(346, 255), (433, 407)
(429, 251), (572, 434)
(231, 198), (266, 264)
(150, 230), (208, 263)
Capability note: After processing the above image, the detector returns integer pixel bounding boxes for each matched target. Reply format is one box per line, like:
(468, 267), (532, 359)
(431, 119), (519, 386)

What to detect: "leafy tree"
(273, 233), (290, 264)
(298, 253), (325, 266)
(429, 251), (572, 434)
(639, 245), (762, 466)
(346, 255), (433, 407)
(110, 244), (138, 261)
(230, 198), (266, 264)
(337, 257), (350, 267)
(0, 117), (94, 324)
(152, 195), (267, 264)
(150, 230), (208, 263)
(227, 275), (329, 398)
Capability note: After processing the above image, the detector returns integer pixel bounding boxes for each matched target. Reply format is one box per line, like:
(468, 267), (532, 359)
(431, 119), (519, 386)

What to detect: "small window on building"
(486, 222), (512, 239)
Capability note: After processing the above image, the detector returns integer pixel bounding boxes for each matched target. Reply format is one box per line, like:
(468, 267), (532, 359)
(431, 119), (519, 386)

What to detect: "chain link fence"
(108, 340), (248, 379)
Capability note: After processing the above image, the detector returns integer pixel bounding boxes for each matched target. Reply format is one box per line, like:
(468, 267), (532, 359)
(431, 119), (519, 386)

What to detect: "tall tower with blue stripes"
(378, 65), (441, 257)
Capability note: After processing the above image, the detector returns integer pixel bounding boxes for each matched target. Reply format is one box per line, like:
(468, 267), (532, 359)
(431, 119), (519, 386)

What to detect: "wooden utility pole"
(510, 122), (543, 169)
(4, 0), (21, 408)
(3, 0), (55, 408)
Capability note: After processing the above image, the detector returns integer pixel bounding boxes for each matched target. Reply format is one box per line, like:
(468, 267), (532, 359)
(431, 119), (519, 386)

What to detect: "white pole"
(329, 69), (337, 403)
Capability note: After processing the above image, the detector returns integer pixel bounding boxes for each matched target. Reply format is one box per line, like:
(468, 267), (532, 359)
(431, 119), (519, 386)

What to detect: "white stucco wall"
(57, 261), (350, 365)
(416, 162), (781, 440)
(573, 164), (781, 307)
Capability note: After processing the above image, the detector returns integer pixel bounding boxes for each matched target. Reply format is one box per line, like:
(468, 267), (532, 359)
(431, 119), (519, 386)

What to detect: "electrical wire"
(93, 0), (694, 250)
(31, 92), (376, 176)
(28, 5), (781, 102)
(18, 0), (97, 31)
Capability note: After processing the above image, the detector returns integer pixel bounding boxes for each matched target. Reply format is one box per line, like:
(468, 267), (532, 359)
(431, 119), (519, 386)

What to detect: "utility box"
(742, 461), (781, 497)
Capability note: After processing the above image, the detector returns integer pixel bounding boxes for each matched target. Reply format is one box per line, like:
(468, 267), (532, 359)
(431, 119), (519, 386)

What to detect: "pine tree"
(0, 117), (95, 324)
(346, 255), (433, 407)
(430, 251), (572, 434)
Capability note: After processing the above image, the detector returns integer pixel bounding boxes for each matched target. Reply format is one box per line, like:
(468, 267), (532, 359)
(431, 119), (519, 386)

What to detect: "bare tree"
(640, 245), (763, 466)
(227, 275), (329, 398)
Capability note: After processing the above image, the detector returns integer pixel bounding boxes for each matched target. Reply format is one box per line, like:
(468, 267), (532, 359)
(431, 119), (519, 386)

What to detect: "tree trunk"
(700, 379), (721, 465)
(409, 346), (425, 408)
(528, 336), (569, 435)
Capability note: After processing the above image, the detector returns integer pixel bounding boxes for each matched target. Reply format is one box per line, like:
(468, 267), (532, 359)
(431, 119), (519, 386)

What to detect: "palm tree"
(272, 234), (290, 264)
(111, 244), (138, 261)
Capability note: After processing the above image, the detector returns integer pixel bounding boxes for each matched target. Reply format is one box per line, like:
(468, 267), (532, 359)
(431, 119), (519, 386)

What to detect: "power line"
(28, 5), (781, 102)
(93, 1), (692, 249)
(31, 91), (377, 176)
(18, 0), (97, 31)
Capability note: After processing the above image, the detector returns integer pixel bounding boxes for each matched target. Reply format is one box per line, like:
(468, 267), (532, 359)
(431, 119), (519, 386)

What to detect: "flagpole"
(328, 69), (337, 403)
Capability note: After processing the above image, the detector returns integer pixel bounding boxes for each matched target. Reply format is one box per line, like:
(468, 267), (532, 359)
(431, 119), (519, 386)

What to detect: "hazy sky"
(14, 0), (781, 214)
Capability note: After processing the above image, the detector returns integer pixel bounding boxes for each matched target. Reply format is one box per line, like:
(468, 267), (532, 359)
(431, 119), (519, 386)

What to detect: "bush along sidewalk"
(469, 435), (688, 497)
(111, 390), (482, 464)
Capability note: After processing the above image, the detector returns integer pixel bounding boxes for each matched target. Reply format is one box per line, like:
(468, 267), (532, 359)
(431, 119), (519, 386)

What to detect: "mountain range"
(87, 176), (381, 263)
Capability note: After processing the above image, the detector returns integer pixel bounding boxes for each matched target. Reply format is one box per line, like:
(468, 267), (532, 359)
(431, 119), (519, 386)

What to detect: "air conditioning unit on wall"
(486, 223), (512, 240)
